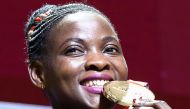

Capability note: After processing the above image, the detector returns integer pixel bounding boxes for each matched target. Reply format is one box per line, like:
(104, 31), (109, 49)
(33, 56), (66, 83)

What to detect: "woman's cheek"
(114, 57), (128, 80)
(56, 57), (85, 75)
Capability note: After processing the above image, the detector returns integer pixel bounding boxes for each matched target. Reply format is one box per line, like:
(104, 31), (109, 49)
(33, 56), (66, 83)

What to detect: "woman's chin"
(81, 87), (115, 109)
(75, 82), (115, 109)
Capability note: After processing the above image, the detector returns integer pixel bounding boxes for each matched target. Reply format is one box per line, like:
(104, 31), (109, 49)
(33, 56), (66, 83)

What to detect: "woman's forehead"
(48, 11), (119, 49)
(51, 11), (118, 40)
(56, 12), (115, 32)
(63, 11), (106, 23)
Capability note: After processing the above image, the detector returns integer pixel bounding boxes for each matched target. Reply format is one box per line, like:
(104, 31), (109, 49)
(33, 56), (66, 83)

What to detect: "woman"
(24, 3), (171, 109)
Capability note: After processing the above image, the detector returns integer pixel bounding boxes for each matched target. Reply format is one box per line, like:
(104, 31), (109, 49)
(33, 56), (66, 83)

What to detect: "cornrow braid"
(25, 3), (111, 63)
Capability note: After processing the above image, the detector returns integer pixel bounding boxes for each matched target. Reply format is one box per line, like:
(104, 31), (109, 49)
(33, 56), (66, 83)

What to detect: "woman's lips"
(80, 73), (113, 94)
(82, 85), (103, 94)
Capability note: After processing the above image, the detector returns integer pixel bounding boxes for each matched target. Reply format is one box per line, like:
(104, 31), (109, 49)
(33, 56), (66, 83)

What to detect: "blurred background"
(0, 0), (189, 109)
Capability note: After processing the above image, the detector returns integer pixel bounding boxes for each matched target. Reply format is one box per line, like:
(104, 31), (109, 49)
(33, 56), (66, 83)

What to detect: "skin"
(28, 11), (171, 109)
(29, 12), (128, 109)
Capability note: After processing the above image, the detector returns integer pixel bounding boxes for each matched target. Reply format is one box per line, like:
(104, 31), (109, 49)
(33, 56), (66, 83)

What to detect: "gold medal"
(103, 80), (155, 107)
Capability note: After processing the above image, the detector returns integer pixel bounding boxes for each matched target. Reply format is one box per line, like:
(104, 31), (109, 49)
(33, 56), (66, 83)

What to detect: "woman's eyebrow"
(102, 36), (119, 43)
(58, 38), (85, 49)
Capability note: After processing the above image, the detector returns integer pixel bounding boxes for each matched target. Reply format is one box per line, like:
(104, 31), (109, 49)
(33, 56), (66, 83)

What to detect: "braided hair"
(24, 3), (112, 63)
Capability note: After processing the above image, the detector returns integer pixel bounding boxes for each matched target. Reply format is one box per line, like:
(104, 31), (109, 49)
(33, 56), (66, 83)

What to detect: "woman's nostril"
(104, 65), (110, 70)
(86, 65), (98, 71)
(85, 64), (110, 71)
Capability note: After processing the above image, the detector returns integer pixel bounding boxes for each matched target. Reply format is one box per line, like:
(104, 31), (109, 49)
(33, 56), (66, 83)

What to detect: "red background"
(0, 0), (190, 109)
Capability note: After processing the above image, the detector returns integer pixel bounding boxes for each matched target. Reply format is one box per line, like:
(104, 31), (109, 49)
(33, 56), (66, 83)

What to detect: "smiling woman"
(24, 3), (171, 109)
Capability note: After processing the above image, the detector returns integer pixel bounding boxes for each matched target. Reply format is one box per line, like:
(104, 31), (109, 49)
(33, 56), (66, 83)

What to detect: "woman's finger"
(133, 100), (171, 109)
(133, 99), (159, 107)
(152, 100), (172, 109)
(130, 106), (154, 109)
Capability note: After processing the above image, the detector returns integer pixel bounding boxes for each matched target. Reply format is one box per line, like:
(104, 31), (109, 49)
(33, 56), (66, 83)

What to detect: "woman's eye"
(103, 45), (120, 55)
(63, 46), (84, 56)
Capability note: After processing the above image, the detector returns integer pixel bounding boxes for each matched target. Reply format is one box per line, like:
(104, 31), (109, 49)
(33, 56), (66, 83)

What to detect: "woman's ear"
(28, 60), (45, 89)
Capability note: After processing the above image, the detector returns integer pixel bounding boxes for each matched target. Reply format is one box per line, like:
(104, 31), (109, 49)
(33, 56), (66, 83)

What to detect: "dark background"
(0, 0), (190, 109)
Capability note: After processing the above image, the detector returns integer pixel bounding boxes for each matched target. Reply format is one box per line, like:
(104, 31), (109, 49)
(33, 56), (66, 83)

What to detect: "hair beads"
(27, 9), (53, 39)
(24, 3), (110, 63)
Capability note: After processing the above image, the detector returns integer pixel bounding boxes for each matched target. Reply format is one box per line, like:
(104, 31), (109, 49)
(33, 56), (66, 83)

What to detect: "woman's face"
(42, 12), (128, 109)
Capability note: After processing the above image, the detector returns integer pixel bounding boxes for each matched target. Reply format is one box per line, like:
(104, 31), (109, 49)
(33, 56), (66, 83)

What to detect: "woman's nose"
(85, 53), (110, 71)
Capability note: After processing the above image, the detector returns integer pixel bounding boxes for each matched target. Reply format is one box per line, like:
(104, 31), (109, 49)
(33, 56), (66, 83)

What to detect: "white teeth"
(84, 80), (109, 87)
(89, 81), (93, 86)
(97, 80), (101, 84)
(86, 83), (90, 87)
(100, 80), (104, 84)
(93, 80), (97, 85)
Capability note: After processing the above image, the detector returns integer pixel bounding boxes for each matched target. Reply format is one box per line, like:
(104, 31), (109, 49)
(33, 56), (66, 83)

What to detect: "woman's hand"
(131, 100), (171, 109)
(151, 100), (171, 109)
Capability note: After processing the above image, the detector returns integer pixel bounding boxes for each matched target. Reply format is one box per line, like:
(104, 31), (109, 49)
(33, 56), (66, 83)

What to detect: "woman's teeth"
(84, 80), (109, 87)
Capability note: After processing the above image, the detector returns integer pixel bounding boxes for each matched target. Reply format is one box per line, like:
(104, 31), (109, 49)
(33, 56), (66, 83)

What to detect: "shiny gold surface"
(103, 81), (155, 107)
